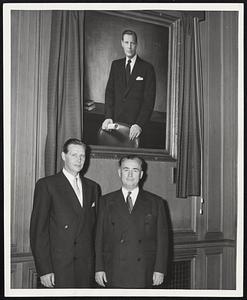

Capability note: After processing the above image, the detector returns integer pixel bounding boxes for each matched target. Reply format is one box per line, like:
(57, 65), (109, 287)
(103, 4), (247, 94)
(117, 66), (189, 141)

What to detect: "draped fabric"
(45, 11), (84, 175)
(176, 15), (204, 198)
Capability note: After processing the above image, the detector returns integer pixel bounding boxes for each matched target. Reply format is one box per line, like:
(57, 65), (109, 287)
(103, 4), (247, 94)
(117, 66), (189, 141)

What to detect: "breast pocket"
(144, 213), (153, 224)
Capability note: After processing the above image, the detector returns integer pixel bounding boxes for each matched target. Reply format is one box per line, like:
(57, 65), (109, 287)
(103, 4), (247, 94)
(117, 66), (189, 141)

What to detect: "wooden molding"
(27, 265), (38, 289)
(205, 231), (224, 240)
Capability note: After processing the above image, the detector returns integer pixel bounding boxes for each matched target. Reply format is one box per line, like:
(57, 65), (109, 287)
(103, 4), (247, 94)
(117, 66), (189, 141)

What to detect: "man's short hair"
(121, 29), (138, 43)
(63, 138), (86, 154)
(118, 155), (143, 170)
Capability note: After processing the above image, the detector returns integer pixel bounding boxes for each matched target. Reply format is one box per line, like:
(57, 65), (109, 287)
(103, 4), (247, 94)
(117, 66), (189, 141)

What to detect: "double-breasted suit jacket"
(30, 171), (100, 288)
(105, 56), (156, 128)
(95, 189), (169, 288)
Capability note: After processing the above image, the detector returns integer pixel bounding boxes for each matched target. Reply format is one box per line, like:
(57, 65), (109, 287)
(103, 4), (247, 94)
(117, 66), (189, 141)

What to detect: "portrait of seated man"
(83, 11), (168, 149)
(101, 29), (156, 145)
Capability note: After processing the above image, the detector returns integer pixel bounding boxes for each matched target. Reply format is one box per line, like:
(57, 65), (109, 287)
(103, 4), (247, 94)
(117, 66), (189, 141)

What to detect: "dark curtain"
(176, 15), (204, 198)
(45, 11), (84, 175)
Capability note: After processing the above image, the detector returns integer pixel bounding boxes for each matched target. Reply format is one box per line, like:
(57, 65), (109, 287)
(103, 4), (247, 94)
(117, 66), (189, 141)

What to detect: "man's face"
(61, 144), (85, 176)
(118, 158), (143, 191)
(121, 34), (137, 58)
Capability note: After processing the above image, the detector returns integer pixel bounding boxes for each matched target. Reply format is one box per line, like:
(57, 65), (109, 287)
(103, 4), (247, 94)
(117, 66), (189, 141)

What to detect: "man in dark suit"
(95, 155), (169, 288)
(102, 29), (156, 141)
(30, 138), (100, 288)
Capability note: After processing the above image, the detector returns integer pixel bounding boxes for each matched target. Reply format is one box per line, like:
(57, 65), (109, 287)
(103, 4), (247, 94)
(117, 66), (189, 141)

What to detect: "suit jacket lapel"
(130, 190), (151, 236)
(58, 172), (83, 214)
(113, 190), (130, 221)
(116, 58), (126, 94)
(124, 56), (141, 97)
(131, 189), (150, 216)
(80, 176), (90, 209)
(119, 58), (127, 94)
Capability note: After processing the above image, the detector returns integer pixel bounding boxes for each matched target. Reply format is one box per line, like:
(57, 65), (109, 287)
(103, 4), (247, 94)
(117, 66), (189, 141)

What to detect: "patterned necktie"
(126, 191), (133, 213)
(74, 177), (83, 207)
(125, 59), (131, 84)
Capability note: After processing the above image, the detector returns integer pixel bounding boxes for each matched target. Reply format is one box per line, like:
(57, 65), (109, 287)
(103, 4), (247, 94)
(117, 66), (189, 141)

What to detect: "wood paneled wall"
(198, 11), (238, 288)
(9, 10), (238, 291)
(200, 11), (238, 241)
(10, 10), (52, 286)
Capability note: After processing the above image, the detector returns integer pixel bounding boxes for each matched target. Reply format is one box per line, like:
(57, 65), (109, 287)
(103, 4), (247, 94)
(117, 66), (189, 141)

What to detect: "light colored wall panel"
(206, 251), (222, 289)
(221, 12), (238, 240)
(222, 246), (236, 289)
(205, 12), (222, 233)
(11, 260), (37, 289)
(200, 11), (238, 239)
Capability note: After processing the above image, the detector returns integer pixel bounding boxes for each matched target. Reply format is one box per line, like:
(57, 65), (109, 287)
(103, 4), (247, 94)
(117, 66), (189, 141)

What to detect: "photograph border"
(3, 2), (244, 298)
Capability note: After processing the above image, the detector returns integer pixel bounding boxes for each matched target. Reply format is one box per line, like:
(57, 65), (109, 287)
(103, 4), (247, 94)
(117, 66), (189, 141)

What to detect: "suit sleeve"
(30, 179), (53, 276)
(136, 63), (156, 128)
(95, 196), (106, 272)
(105, 62), (115, 120)
(95, 183), (101, 216)
(154, 198), (169, 275)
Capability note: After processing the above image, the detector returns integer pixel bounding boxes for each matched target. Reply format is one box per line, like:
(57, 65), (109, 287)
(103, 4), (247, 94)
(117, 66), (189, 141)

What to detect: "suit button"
(137, 258), (141, 262)
(138, 239), (142, 243)
(64, 225), (69, 229)
(74, 241), (77, 245)
(120, 239), (124, 243)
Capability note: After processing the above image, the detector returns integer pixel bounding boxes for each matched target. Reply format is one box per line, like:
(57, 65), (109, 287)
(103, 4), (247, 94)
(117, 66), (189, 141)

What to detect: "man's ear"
(61, 152), (65, 162)
(140, 171), (144, 179)
(118, 168), (121, 178)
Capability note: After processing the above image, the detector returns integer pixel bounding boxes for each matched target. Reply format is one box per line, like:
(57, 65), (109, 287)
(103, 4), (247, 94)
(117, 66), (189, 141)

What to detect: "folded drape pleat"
(176, 15), (203, 198)
(45, 11), (84, 175)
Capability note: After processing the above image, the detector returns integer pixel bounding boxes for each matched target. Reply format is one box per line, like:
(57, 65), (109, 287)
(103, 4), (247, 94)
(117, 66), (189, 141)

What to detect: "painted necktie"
(125, 59), (131, 84)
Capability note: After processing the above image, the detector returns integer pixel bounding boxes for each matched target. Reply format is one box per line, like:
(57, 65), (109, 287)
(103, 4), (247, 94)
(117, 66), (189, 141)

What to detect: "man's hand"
(129, 124), (142, 140)
(40, 273), (55, 288)
(102, 119), (113, 130)
(95, 271), (107, 287)
(152, 272), (164, 286)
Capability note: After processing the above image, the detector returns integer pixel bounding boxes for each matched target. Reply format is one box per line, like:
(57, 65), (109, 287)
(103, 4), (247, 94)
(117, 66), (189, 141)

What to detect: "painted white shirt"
(125, 54), (137, 74)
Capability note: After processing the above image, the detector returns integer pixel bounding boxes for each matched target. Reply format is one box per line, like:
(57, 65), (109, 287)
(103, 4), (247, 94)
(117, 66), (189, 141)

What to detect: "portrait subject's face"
(61, 144), (85, 176)
(118, 158), (143, 191)
(121, 34), (137, 58)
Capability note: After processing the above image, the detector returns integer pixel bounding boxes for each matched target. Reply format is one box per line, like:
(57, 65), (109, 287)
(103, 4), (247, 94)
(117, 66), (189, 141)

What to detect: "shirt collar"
(122, 186), (139, 200)
(125, 54), (137, 65)
(63, 168), (80, 181)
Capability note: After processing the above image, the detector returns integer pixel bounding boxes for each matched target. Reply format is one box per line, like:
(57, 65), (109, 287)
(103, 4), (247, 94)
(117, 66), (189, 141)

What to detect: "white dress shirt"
(63, 168), (83, 206)
(125, 54), (137, 74)
(122, 186), (139, 206)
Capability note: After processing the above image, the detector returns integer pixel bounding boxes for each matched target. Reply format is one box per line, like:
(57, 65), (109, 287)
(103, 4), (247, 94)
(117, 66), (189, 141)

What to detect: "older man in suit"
(95, 155), (169, 288)
(102, 29), (156, 141)
(30, 138), (100, 288)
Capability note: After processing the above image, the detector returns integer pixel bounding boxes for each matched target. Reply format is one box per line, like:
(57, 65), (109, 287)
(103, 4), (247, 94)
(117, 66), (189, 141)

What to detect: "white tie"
(73, 177), (83, 207)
